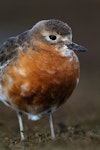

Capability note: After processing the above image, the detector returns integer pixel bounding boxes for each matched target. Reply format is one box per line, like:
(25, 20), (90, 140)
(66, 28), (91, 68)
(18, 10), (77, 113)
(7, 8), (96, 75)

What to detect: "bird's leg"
(48, 111), (56, 140)
(17, 111), (25, 142)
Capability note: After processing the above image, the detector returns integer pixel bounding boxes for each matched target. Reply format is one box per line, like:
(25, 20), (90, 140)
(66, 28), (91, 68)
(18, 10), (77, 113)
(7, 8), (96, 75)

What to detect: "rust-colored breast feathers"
(1, 42), (80, 114)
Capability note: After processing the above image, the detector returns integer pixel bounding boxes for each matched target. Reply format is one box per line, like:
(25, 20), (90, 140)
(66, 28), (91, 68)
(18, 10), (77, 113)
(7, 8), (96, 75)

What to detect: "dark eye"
(49, 35), (57, 40)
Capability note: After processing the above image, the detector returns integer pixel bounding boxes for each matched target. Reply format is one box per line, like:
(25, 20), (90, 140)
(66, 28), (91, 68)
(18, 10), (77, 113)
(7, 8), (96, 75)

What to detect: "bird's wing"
(0, 37), (19, 66)
(0, 31), (30, 75)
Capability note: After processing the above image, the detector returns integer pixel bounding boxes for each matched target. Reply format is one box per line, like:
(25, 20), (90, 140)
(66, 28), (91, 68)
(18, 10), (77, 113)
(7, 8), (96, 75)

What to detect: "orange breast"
(1, 42), (80, 114)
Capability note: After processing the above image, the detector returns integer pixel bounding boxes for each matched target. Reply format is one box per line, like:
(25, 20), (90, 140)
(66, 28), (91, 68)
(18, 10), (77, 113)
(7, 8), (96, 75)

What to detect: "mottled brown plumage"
(0, 19), (86, 141)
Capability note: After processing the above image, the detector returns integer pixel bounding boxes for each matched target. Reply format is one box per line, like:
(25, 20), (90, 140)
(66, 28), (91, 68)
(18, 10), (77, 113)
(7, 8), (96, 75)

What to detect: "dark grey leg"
(48, 112), (56, 140)
(17, 111), (25, 141)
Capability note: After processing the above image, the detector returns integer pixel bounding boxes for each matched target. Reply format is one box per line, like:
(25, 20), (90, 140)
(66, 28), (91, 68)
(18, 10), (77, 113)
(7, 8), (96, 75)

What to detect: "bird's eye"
(49, 35), (57, 40)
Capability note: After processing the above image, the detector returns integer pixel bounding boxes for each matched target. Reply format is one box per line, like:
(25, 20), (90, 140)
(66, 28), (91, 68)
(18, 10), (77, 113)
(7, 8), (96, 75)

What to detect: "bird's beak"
(67, 42), (87, 52)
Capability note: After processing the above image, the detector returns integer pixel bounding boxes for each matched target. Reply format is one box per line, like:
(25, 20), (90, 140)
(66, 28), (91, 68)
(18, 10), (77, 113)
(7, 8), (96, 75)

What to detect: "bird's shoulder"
(0, 30), (30, 67)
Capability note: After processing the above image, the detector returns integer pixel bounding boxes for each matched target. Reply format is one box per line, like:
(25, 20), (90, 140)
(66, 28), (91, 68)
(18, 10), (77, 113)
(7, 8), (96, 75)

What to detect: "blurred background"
(0, 0), (100, 142)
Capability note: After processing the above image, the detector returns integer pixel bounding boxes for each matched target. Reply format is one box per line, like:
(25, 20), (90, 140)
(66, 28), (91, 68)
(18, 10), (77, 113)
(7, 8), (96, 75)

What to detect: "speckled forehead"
(45, 20), (72, 36)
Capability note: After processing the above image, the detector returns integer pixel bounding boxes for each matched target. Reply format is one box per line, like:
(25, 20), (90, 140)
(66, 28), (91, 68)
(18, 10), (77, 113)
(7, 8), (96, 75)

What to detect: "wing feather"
(0, 31), (29, 65)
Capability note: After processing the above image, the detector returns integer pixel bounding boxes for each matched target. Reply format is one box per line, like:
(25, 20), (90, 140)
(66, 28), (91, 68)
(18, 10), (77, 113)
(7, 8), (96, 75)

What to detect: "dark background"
(0, 0), (100, 144)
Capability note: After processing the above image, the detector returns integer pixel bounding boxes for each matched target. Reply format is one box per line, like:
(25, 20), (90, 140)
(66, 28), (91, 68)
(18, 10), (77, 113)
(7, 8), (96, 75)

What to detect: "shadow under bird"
(0, 19), (87, 141)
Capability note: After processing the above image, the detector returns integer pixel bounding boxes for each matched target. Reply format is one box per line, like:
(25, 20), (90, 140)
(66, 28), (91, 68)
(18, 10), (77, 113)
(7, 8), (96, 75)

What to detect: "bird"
(0, 19), (87, 141)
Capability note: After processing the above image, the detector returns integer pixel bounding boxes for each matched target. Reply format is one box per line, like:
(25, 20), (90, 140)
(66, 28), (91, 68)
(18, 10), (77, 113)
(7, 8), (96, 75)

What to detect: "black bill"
(67, 42), (87, 52)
